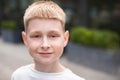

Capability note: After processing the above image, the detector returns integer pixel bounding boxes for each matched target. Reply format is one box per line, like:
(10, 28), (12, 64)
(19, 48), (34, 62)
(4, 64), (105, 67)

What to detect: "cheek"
(55, 45), (64, 58)
(28, 41), (39, 53)
(52, 38), (65, 47)
(53, 41), (64, 53)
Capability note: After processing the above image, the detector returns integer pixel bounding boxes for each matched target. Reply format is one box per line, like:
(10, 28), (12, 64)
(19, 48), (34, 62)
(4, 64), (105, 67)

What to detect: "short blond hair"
(23, 0), (66, 31)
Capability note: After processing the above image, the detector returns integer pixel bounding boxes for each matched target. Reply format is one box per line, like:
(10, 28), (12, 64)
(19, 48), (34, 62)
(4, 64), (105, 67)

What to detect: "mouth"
(39, 52), (52, 57)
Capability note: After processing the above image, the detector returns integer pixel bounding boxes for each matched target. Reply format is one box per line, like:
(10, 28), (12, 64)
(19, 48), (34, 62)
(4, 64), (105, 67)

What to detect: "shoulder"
(11, 64), (32, 79)
(12, 64), (31, 74)
(64, 69), (85, 80)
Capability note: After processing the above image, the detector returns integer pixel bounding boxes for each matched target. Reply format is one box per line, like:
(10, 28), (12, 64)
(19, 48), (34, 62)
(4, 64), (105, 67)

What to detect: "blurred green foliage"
(1, 20), (17, 30)
(70, 26), (119, 49)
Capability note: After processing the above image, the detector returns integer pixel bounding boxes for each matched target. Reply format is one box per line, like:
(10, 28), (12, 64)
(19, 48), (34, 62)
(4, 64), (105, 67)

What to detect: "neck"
(33, 60), (65, 73)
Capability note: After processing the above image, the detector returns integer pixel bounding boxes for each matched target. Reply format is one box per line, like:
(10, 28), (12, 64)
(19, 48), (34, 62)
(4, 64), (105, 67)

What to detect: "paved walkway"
(0, 38), (119, 80)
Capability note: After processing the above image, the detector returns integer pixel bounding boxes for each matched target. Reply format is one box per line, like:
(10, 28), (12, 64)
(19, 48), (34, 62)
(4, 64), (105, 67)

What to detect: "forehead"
(27, 18), (64, 33)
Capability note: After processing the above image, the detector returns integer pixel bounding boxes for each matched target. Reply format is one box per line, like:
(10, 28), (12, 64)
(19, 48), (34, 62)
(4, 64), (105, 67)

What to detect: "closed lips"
(39, 52), (52, 54)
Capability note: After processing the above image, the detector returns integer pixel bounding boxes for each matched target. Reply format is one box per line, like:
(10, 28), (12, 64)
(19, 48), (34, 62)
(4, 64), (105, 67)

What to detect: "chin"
(34, 59), (56, 65)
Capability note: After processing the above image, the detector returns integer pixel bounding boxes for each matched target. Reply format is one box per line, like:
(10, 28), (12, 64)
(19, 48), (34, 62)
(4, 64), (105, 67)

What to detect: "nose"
(40, 37), (50, 50)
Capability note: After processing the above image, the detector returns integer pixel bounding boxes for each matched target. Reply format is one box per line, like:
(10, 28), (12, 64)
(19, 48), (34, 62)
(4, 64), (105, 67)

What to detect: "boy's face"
(22, 18), (69, 65)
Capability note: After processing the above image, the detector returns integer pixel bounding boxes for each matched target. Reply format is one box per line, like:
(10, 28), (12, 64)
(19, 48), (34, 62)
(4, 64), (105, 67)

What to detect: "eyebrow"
(30, 31), (42, 35)
(48, 30), (61, 34)
(29, 29), (62, 35)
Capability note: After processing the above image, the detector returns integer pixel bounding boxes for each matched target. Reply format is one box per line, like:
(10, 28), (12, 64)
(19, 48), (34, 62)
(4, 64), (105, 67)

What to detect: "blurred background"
(0, 0), (120, 80)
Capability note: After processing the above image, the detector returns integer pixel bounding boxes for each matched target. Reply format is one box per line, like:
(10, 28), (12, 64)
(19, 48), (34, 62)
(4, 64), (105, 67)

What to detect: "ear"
(22, 31), (28, 47)
(64, 30), (69, 47)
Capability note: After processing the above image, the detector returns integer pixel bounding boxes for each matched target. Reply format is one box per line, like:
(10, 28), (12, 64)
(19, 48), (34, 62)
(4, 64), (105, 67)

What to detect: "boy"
(11, 0), (85, 80)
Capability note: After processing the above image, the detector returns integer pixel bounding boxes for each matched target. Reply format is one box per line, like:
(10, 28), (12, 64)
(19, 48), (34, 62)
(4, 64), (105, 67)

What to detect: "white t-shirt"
(11, 64), (85, 80)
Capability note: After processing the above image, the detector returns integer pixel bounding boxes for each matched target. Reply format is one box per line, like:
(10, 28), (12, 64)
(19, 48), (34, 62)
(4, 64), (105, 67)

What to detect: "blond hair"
(23, 0), (66, 31)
